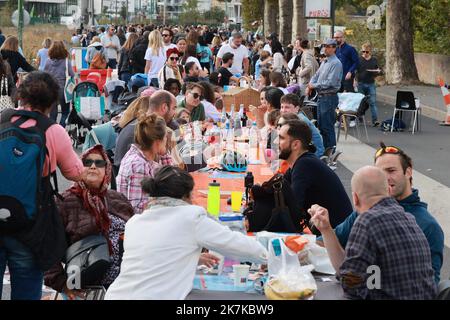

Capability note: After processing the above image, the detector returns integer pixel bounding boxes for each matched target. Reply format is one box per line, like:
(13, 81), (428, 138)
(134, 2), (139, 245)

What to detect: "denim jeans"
(50, 89), (70, 127)
(0, 236), (43, 300)
(107, 58), (117, 69)
(317, 94), (338, 150)
(358, 82), (378, 122)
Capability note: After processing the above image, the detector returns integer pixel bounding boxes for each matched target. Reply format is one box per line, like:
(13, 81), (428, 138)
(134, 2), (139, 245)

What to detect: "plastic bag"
(265, 238), (317, 300)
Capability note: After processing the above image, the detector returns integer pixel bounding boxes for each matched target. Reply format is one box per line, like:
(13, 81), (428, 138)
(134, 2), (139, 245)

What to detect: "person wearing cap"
(215, 32), (249, 76)
(306, 39), (343, 151)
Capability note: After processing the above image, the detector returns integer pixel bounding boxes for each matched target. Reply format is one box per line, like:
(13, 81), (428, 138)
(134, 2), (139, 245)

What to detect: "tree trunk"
(264, 0), (278, 37)
(279, 0), (293, 46)
(292, 0), (307, 43)
(385, 0), (419, 84)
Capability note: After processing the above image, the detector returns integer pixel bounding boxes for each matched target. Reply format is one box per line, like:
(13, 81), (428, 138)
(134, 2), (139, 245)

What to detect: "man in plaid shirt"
(309, 166), (437, 300)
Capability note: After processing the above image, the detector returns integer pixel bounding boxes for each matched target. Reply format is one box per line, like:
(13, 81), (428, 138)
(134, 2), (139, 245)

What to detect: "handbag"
(64, 59), (76, 103)
(65, 234), (111, 289)
(244, 173), (309, 233)
(0, 75), (14, 111)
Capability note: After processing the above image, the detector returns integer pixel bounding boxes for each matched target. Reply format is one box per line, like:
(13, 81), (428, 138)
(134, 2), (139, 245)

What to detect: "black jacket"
(0, 49), (34, 81)
(284, 152), (353, 228)
(129, 43), (147, 74)
(118, 48), (131, 75)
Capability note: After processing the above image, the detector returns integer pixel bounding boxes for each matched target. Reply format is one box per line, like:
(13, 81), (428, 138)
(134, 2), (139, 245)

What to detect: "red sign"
(308, 10), (330, 18)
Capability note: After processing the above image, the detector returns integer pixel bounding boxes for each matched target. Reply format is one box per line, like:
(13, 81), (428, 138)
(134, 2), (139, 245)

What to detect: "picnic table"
(188, 162), (346, 300)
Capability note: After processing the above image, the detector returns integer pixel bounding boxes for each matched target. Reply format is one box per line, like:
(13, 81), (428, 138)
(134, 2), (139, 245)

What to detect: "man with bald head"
(334, 30), (359, 92)
(309, 166), (437, 299)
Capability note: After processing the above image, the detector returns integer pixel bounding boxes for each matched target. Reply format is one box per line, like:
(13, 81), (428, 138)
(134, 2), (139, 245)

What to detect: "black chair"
(391, 91), (421, 134)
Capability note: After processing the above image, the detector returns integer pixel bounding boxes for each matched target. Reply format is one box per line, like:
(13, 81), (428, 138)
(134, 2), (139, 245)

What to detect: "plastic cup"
(231, 191), (243, 212)
(232, 264), (250, 287)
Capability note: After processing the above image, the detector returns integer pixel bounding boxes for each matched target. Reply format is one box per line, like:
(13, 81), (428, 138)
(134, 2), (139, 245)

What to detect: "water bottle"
(238, 104), (244, 118)
(249, 121), (259, 162)
(230, 104), (236, 125)
(220, 107), (227, 128)
(207, 180), (221, 217)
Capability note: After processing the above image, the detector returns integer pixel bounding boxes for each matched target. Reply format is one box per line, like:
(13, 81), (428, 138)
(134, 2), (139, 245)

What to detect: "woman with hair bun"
(105, 166), (268, 300)
(116, 113), (167, 214)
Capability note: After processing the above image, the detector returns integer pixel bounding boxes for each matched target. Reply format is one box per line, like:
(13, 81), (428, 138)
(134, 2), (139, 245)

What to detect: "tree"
(279, 0), (293, 46)
(241, 0), (264, 31)
(264, 0), (278, 36)
(385, 0), (419, 84)
(120, 3), (127, 21)
(292, 0), (307, 43)
(179, 0), (201, 25)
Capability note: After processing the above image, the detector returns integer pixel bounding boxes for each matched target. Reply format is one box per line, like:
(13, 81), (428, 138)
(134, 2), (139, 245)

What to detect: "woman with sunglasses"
(158, 47), (183, 90)
(177, 82), (206, 122)
(355, 43), (381, 127)
(105, 166), (267, 300)
(44, 145), (134, 300)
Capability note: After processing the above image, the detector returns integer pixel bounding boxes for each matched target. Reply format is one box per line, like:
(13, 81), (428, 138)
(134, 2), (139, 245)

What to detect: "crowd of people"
(0, 23), (445, 301)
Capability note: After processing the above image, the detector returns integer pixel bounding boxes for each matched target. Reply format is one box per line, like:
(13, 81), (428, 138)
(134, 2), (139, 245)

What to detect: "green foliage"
(241, 0), (264, 31)
(120, 4), (127, 21)
(179, 0), (201, 25)
(412, 0), (450, 55)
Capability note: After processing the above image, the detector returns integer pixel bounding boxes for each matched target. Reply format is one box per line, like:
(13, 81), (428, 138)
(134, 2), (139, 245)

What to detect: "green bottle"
(207, 180), (221, 217)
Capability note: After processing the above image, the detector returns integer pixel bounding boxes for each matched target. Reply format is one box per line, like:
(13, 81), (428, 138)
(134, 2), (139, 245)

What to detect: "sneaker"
(373, 121), (380, 127)
(349, 120), (356, 128)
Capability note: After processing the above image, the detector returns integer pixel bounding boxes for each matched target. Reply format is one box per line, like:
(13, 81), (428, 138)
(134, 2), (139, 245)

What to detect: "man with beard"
(317, 142), (444, 283)
(279, 119), (352, 228)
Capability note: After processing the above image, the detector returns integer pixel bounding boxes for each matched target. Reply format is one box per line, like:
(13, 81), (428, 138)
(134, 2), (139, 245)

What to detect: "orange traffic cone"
(438, 78), (450, 126)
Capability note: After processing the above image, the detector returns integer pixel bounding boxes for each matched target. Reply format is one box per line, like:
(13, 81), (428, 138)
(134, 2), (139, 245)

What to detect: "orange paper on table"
(284, 236), (309, 253)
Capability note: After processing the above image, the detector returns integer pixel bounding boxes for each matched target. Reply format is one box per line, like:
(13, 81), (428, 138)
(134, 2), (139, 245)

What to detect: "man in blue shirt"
(318, 142), (444, 283)
(306, 39), (343, 151)
(279, 93), (325, 158)
(334, 31), (359, 93)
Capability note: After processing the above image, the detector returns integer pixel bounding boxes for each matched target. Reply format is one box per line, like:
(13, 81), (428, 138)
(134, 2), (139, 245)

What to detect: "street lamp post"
(18, 0), (24, 49)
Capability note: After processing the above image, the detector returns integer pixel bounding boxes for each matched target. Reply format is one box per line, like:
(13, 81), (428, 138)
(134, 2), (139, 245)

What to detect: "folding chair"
(391, 91), (421, 134)
(336, 96), (370, 142)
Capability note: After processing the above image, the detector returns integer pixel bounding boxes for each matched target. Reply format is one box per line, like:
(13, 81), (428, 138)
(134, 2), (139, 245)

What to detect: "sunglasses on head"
(375, 146), (401, 159)
(169, 56), (179, 61)
(83, 159), (107, 168)
(191, 92), (203, 100)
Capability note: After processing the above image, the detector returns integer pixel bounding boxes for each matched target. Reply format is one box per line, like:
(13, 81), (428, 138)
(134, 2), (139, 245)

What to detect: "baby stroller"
(67, 81), (105, 148)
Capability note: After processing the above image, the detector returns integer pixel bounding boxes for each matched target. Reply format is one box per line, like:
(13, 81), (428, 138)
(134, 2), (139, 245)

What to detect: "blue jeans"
(317, 94), (338, 150)
(50, 89), (70, 127)
(107, 58), (117, 69)
(358, 82), (378, 122)
(0, 236), (43, 300)
(120, 72), (131, 88)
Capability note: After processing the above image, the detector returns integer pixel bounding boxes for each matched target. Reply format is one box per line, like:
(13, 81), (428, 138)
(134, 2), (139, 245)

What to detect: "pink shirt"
(12, 110), (84, 180)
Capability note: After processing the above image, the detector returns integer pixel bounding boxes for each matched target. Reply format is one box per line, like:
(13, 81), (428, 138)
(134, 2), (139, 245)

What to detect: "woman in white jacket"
(105, 166), (267, 300)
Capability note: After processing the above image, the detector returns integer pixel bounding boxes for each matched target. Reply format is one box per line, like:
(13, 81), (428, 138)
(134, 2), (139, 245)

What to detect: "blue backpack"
(0, 109), (55, 232)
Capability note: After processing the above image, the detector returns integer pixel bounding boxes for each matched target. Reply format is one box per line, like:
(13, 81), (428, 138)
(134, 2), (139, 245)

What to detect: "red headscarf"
(68, 145), (112, 250)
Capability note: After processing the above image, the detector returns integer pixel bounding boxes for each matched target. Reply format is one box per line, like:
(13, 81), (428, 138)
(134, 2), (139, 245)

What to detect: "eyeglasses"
(169, 56), (179, 61)
(190, 92), (203, 100)
(162, 34), (171, 37)
(361, 51), (370, 53)
(83, 159), (107, 168)
(375, 146), (401, 159)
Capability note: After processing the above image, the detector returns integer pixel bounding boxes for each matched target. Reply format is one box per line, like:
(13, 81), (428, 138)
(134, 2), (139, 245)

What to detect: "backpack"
(0, 109), (67, 270)
(244, 173), (311, 234)
(90, 50), (107, 69)
(380, 118), (406, 132)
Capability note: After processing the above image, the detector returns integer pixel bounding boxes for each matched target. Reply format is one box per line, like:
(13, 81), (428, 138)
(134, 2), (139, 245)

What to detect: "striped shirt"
(116, 144), (161, 214)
